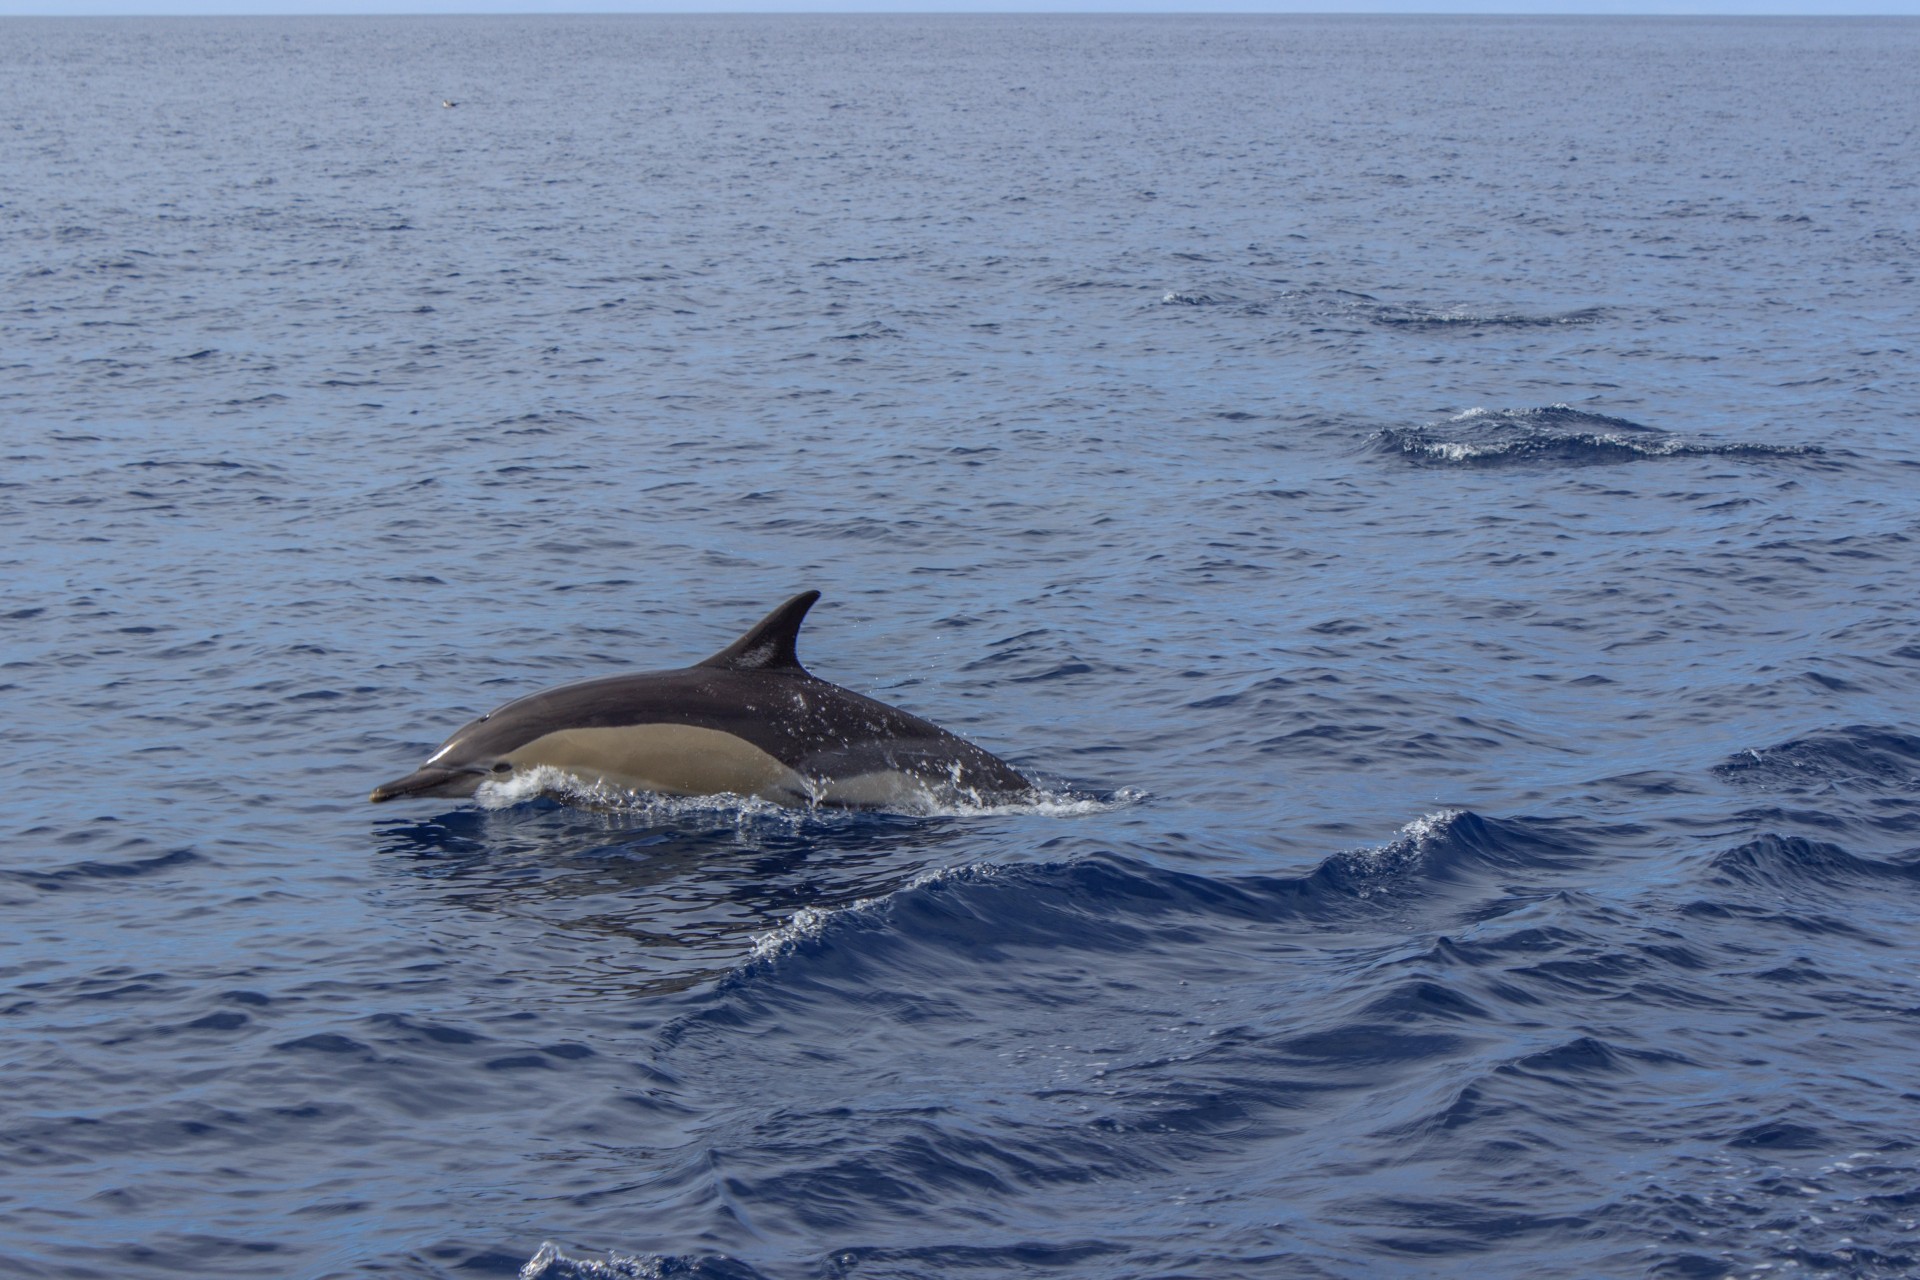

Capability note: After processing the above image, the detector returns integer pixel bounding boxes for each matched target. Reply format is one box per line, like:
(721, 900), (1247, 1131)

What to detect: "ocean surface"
(5, 13), (1920, 1279)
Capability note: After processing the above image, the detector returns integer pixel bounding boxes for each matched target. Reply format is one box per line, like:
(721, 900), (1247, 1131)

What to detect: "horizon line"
(5, 2), (1918, 15)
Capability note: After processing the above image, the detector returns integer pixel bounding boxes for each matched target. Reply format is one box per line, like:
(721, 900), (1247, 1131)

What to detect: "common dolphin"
(369, 591), (1033, 809)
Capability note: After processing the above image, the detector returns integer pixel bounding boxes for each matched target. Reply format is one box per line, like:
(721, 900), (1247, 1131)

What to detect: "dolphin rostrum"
(369, 591), (1033, 809)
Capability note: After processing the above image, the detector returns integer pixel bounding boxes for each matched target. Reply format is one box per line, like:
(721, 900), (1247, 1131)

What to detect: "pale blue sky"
(3, 1), (1915, 14)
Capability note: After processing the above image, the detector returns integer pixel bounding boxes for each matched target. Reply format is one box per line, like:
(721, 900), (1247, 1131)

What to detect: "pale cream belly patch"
(506, 723), (809, 802)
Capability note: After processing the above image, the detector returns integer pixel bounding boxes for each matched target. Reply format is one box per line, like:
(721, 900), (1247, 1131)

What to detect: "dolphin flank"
(369, 591), (1034, 808)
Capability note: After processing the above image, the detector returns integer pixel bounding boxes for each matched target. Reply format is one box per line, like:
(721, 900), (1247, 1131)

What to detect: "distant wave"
(1707, 833), (1920, 893)
(1712, 726), (1920, 844)
(1715, 726), (1920, 791)
(1159, 289), (1238, 307)
(1373, 404), (1827, 466)
(0, 846), (201, 895)
(1364, 304), (1605, 330)
(1149, 286), (1602, 328)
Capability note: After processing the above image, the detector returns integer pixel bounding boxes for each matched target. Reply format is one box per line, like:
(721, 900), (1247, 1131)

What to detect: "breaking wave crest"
(520, 1241), (761, 1280)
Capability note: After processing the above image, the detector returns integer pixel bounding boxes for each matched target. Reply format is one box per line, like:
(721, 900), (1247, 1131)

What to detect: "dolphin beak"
(369, 765), (485, 803)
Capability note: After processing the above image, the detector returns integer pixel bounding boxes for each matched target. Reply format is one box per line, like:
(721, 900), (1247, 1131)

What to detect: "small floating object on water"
(370, 591), (1035, 809)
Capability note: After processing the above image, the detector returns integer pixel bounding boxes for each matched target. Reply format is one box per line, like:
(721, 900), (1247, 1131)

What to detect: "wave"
(0, 846), (201, 894)
(744, 862), (1000, 965)
(1373, 405), (1825, 467)
(520, 1241), (763, 1279)
(1365, 305), (1605, 330)
(574, 806), (1920, 1280)
(1158, 289), (1237, 307)
(1706, 834), (1920, 892)
(730, 810), (1591, 981)
(1715, 726), (1920, 791)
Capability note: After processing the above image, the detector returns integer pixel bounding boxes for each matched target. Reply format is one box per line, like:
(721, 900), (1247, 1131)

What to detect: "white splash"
(907, 784), (1150, 819)
(519, 1240), (659, 1279)
(475, 766), (804, 823)
(475, 766), (1145, 822)
(1428, 440), (1488, 462)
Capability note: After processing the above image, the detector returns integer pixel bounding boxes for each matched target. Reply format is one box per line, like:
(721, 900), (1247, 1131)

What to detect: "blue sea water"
(4, 12), (1920, 1279)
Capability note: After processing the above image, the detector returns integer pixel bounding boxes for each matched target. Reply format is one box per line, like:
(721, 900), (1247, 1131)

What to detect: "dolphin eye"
(492, 762), (512, 773)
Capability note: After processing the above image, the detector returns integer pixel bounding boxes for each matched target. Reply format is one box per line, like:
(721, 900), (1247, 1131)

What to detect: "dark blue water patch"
(277, 1031), (376, 1057)
(0, 845), (201, 894)
(1679, 894), (1884, 943)
(1253, 718), (1517, 766)
(828, 322), (902, 341)
(183, 1010), (251, 1032)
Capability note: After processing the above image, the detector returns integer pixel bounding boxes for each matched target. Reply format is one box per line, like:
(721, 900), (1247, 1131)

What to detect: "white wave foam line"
(477, 766), (1145, 821)
(745, 862), (1004, 965)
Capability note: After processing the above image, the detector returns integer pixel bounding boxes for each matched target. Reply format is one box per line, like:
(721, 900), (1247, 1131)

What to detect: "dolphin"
(369, 591), (1033, 809)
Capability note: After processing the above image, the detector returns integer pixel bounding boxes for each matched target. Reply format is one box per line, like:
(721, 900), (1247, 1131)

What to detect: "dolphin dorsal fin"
(697, 590), (821, 672)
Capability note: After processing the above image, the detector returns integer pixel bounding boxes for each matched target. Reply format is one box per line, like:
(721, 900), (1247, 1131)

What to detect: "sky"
(2, 0), (1915, 14)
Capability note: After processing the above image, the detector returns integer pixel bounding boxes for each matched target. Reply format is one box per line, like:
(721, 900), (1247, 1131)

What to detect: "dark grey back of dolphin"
(369, 591), (1032, 806)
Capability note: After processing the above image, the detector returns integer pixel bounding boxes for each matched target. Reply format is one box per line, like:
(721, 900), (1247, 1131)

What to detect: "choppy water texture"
(5, 14), (1920, 1280)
